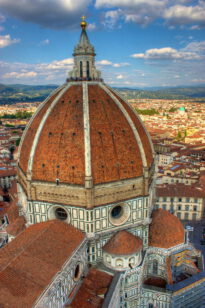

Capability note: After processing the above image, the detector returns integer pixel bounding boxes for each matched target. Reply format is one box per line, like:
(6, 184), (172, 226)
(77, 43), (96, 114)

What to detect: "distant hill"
(0, 84), (205, 104)
(114, 86), (205, 100)
(0, 84), (58, 104)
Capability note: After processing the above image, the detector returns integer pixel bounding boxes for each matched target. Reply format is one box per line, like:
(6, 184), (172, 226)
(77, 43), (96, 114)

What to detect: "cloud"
(113, 62), (129, 67)
(0, 13), (5, 31)
(96, 0), (205, 28)
(183, 41), (205, 53)
(131, 42), (205, 60)
(164, 3), (205, 27)
(0, 56), (131, 85)
(97, 59), (130, 67)
(37, 58), (74, 71)
(1, 53), (204, 87)
(190, 24), (201, 30)
(87, 23), (97, 31)
(103, 9), (122, 28)
(96, 0), (167, 27)
(0, 0), (91, 29)
(3, 71), (37, 79)
(40, 39), (50, 46)
(97, 59), (112, 66)
(116, 74), (124, 79)
(0, 13), (5, 23)
(0, 34), (20, 48)
(0, 57), (74, 84)
(95, 0), (164, 9)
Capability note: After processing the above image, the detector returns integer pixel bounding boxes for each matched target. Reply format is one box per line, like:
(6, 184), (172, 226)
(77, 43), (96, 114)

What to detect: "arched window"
(116, 258), (123, 267)
(80, 61), (83, 77)
(86, 61), (90, 78)
(129, 257), (135, 268)
(106, 255), (111, 264)
(153, 260), (158, 275)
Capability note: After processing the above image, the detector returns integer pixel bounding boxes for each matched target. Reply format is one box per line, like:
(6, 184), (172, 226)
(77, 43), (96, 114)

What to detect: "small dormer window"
(80, 61), (83, 77)
(86, 61), (90, 78)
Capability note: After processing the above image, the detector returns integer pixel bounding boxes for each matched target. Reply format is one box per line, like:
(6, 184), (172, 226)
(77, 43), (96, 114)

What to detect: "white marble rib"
(82, 82), (92, 178)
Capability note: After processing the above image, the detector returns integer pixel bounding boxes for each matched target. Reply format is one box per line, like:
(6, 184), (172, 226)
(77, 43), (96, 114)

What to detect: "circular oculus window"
(48, 205), (70, 223)
(55, 207), (68, 221)
(109, 203), (130, 226)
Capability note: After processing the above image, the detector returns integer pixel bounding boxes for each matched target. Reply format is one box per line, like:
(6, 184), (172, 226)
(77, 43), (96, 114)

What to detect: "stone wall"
(34, 240), (87, 308)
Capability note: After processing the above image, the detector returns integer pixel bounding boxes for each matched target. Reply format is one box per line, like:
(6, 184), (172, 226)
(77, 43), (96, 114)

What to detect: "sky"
(0, 0), (205, 88)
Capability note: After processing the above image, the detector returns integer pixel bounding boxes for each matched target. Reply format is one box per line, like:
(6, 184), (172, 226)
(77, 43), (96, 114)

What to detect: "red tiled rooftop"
(70, 268), (113, 308)
(156, 183), (205, 198)
(18, 83), (154, 185)
(149, 209), (184, 249)
(103, 230), (142, 255)
(0, 168), (16, 178)
(112, 90), (154, 167)
(32, 85), (85, 184)
(6, 216), (26, 236)
(0, 220), (85, 308)
(89, 85), (143, 183)
(19, 88), (62, 174)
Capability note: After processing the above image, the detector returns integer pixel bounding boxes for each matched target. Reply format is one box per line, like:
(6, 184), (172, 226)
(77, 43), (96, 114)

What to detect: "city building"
(155, 184), (205, 220)
(0, 19), (204, 308)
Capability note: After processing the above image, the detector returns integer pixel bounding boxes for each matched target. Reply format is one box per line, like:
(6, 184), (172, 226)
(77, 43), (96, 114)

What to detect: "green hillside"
(0, 84), (58, 104)
(0, 84), (205, 104)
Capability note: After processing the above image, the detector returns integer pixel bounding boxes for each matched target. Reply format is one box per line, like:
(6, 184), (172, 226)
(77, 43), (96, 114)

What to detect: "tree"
(177, 131), (182, 140)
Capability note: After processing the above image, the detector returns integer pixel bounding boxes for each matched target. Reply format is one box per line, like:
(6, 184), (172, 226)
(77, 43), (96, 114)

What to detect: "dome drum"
(103, 250), (142, 272)
(102, 230), (143, 271)
(18, 168), (149, 209)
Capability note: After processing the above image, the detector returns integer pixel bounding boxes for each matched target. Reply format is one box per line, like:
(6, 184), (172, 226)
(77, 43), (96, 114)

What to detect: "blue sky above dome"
(0, 0), (204, 87)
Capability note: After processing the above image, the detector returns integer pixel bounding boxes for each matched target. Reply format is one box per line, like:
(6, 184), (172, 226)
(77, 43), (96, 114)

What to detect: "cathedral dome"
(19, 84), (153, 185)
(149, 209), (185, 248)
(102, 231), (143, 271)
(103, 230), (142, 255)
(17, 20), (154, 208)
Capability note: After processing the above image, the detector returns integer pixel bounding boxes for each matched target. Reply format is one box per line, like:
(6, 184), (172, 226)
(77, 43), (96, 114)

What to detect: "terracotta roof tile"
(111, 90), (154, 168)
(6, 201), (19, 224)
(70, 268), (113, 308)
(149, 209), (185, 249)
(103, 230), (142, 255)
(19, 89), (62, 174)
(6, 216), (26, 236)
(0, 169), (16, 178)
(32, 85), (85, 184)
(88, 85), (143, 183)
(0, 220), (85, 308)
(156, 183), (205, 198)
(19, 83), (153, 186)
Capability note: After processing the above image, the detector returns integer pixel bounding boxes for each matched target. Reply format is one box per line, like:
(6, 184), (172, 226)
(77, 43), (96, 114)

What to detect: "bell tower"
(69, 16), (101, 80)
